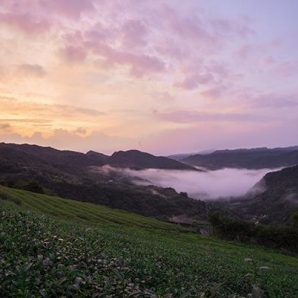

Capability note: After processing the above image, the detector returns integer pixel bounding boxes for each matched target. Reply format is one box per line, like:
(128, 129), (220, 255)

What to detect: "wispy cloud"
(155, 110), (269, 124)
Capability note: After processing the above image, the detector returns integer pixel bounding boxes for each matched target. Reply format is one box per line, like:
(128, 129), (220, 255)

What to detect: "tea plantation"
(0, 186), (297, 297)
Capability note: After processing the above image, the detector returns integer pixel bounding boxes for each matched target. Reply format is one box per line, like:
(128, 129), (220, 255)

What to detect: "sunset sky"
(1, 0), (298, 155)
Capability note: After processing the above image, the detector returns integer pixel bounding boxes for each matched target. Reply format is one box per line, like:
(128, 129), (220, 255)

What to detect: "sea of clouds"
(99, 166), (281, 200)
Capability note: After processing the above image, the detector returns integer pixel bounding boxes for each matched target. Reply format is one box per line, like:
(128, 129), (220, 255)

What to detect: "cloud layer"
(99, 166), (275, 200)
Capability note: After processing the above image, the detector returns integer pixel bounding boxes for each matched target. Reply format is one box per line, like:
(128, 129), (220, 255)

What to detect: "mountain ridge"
(109, 149), (198, 171)
(0, 142), (207, 220)
(1, 142), (298, 225)
(0, 142), (197, 171)
(179, 146), (298, 170)
(225, 164), (298, 225)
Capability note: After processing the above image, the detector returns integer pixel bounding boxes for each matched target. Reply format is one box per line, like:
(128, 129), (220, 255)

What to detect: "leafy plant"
(0, 188), (298, 297)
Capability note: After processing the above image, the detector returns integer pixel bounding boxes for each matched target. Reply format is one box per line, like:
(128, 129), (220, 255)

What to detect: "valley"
(1, 143), (298, 226)
(1, 142), (298, 297)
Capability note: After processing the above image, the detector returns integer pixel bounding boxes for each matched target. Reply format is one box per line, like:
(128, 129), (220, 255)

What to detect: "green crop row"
(0, 187), (298, 297)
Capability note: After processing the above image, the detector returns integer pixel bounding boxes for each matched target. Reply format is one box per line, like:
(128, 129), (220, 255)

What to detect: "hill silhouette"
(0, 143), (207, 220)
(229, 165), (298, 225)
(181, 147), (298, 170)
(0, 143), (196, 172)
(109, 149), (198, 170)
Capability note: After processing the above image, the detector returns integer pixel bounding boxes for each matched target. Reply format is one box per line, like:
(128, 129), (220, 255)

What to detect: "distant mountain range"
(1, 142), (298, 225)
(0, 143), (207, 220)
(173, 147), (298, 170)
(0, 143), (197, 173)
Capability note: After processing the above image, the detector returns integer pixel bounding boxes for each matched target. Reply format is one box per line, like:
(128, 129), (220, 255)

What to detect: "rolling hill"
(230, 165), (298, 225)
(109, 149), (197, 170)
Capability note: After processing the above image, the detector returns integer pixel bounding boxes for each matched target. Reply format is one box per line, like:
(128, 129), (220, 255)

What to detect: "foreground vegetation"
(209, 212), (298, 254)
(1, 187), (298, 297)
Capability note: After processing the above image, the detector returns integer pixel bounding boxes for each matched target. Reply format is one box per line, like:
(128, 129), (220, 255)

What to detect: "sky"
(1, 0), (298, 155)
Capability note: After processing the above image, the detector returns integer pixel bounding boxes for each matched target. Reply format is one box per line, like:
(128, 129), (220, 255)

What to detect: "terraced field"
(0, 186), (298, 297)
(0, 186), (186, 231)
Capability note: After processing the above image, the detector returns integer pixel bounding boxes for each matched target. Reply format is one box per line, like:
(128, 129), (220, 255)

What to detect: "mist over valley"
(97, 166), (277, 200)
(1, 142), (298, 226)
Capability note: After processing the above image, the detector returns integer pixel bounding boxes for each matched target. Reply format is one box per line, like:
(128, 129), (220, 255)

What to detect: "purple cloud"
(120, 19), (148, 48)
(211, 16), (255, 39)
(59, 46), (87, 63)
(90, 40), (166, 77)
(0, 12), (50, 34)
(155, 110), (268, 124)
(41, 0), (95, 19)
(201, 85), (227, 99)
(111, 52), (165, 77)
(175, 73), (214, 90)
(252, 93), (298, 109)
(275, 61), (298, 77)
(161, 5), (222, 52)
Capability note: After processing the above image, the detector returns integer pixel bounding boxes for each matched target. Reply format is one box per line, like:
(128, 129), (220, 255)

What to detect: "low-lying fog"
(100, 166), (281, 200)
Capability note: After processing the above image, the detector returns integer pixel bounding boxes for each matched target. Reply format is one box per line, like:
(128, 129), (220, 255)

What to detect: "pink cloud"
(41, 0), (95, 19)
(0, 12), (50, 34)
(0, 0), (96, 36)
(155, 110), (268, 124)
(201, 85), (227, 99)
(18, 64), (46, 77)
(157, 92), (175, 102)
(85, 22), (118, 44)
(59, 46), (87, 63)
(175, 73), (214, 90)
(162, 5), (222, 52)
(155, 38), (187, 60)
(2, 0), (96, 19)
(205, 62), (229, 77)
(54, 1), (256, 82)
(59, 20), (164, 77)
(120, 19), (148, 48)
(112, 52), (165, 77)
(89, 40), (165, 77)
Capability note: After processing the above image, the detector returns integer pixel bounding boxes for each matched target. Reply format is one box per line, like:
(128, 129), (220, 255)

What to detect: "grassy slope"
(0, 187), (187, 231)
(0, 186), (298, 297)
